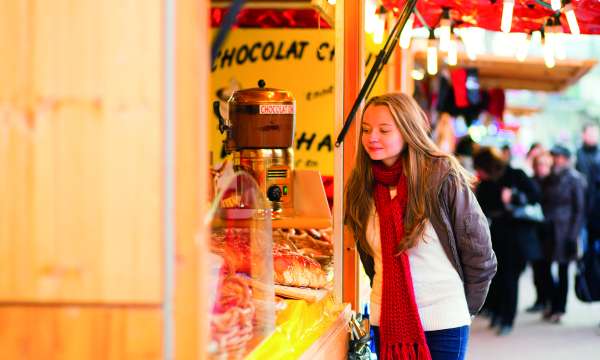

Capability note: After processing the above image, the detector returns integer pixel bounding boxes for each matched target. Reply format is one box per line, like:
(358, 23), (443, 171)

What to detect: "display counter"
(207, 168), (349, 359)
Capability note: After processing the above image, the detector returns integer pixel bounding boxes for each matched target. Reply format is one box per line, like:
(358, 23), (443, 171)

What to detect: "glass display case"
(207, 171), (275, 358)
(205, 163), (345, 359)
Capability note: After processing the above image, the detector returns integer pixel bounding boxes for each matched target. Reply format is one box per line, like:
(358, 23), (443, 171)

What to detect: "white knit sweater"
(366, 191), (471, 331)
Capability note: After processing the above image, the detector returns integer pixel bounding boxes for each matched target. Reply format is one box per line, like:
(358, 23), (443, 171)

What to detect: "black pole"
(211, 0), (247, 66)
(334, 0), (418, 147)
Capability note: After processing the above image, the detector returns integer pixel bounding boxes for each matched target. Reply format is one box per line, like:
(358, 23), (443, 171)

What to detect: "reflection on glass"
(206, 171), (275, 358)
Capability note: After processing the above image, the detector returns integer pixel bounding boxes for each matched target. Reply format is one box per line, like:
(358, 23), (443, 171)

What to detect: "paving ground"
(468, 266), (600, 360)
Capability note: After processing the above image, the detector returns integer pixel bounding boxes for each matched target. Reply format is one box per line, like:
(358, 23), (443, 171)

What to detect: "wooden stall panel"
(0, 306), (162, 360)
(0, 0), (162, 303)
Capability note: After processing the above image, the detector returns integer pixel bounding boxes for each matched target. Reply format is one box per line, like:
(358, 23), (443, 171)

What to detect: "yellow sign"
(209, 29), (388, 177)
(210, 29), (336, 176)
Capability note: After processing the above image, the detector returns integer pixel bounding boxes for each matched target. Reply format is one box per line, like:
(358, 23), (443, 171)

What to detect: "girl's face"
(361, 105), (405, 167)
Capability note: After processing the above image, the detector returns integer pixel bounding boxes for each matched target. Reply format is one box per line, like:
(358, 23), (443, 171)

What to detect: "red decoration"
(210, 2), (598, 34)
(211, 8), (332, 29)
(382, 0), (600, 34)
(487, 88), (506, 121)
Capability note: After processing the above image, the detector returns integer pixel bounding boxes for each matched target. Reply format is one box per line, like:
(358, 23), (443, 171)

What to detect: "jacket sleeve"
(444, 177), (498, 315)
(567, 173), (586, 242)
(511, 169), (541, 206)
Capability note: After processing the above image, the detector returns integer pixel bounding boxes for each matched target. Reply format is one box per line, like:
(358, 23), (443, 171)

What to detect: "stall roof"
(211, 0), (600, 34)
(211, 0), (334, 28)
(414, 52), (597, 91)
(505, 106), (542, 116)
(384, 0), (600, 35)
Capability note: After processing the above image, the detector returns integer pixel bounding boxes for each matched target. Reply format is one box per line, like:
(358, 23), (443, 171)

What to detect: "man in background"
(576, 123), (600, 250)
(542, 145), (586, 323)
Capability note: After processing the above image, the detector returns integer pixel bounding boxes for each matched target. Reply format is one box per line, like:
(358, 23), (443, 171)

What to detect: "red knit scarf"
(372, 160), (431, 360)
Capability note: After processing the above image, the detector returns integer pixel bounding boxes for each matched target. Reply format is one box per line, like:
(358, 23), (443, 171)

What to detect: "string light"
(543, 30), (556, 69)
(501, 0), (514, 33)
(439, 8), (452, 52)
(411, 69), (425, 80)
(516, 33), (530, 62)
(327, 0), (336, 5)
(564, 2), (580, 35)
(545, 18), (555, 45)
(399, 14), (414, 49)
(554, 31), (567, 60)
(549, 16), (567, 60)
(457, 27), (482, 60)
(364, 0), (377, 34)
(427, 30), (438, 75)
(551, 0), (561, 11)
(373, 14), (385, 44)
(532, 30), (542, 46)
(447, 31), (458, 66)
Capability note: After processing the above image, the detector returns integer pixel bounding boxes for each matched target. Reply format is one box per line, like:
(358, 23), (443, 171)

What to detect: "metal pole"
(334, 0), (418, 147)
(163, 0), (176, 358)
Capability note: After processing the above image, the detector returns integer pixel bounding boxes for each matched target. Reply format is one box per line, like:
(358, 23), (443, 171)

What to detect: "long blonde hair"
(344, 93), (473, 255)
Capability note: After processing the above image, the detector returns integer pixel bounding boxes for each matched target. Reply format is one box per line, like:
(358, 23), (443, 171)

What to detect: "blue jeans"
(371, 325), (469, 360)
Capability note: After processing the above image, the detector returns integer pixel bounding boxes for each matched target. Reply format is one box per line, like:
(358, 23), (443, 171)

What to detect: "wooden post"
(334, 0), (364, 311)
(174, 0), (208, 358)
(399, 47), (415, 95)
(390, 31), (414, 94)
(388, 12), (398, 93)
(393, 44), (402, 92)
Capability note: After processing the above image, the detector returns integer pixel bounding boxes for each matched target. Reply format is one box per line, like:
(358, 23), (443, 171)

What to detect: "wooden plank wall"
(0, 0), (167, 358)
(0, 305), (162, 359)
(0, 0), (162, 304)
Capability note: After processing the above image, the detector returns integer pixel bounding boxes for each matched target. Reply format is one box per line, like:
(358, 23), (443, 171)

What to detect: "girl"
(345, 93), (496, 360)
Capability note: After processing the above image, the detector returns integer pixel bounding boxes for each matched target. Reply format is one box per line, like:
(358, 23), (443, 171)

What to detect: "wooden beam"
(479, 78), (562, 92)
(399, 48), (414, 95)
(334, 0), (364, 311)
(413, 51), (596, 92)
(0, 305), (162, 359)
(565, 59), (597, 88)
(174, 0), (206, 358)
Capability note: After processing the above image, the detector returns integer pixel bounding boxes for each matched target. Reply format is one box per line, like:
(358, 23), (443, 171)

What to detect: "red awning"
(383, 0), (600, 34)
(210, 0), (599, 34)
(211, 8), (331, 28)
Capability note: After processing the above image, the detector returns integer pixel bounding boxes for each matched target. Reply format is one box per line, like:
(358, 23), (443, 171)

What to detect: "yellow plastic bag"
(246, 296), (344, 360)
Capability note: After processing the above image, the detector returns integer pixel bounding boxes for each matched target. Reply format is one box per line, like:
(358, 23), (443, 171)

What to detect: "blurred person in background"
(473, 147), (540, 336)
(500, 144), (512, 164)
(540, 145), (586, 323)
(434, 112), (456, 155)
(525, 151), (554, 313)
(455, 135), (478, 174)
(525, 142), (544, 176)
(576, 123), (600, 251)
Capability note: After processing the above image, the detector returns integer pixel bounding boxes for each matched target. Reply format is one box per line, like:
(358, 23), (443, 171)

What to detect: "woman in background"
(473, 147), (540, 336)
(525, 151), (553, 313)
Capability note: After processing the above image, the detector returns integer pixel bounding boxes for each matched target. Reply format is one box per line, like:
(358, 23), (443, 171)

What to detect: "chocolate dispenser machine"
(214, 80), (296, 218)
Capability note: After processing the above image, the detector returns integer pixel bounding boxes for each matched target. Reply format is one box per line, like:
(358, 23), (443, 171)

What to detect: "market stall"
(2, 0), (599, 357)
(200, 0), (600, 359)
(205, 1), (357, 359)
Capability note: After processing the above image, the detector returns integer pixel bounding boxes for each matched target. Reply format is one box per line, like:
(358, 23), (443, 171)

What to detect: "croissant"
(273, 251), (327, 289)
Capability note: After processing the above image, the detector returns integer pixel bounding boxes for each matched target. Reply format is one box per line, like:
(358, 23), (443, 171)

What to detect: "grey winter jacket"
(355, 163), (497, 316)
